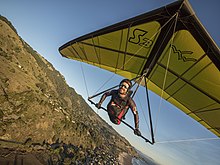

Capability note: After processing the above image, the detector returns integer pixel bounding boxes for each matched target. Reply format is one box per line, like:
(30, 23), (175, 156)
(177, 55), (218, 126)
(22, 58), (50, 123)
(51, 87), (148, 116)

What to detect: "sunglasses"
(119, 84), (129, 89)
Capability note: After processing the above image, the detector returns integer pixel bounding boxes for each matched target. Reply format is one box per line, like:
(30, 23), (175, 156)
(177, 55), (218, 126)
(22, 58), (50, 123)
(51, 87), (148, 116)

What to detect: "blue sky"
(1, 0), (220, 165)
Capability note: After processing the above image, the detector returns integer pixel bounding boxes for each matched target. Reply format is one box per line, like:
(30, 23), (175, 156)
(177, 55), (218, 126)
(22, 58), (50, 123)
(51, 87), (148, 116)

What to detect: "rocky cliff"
(0, 15), (138, 164)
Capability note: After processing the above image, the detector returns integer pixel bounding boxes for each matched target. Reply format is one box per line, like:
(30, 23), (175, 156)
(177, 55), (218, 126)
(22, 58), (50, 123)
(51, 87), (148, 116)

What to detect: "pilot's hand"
(95, 103), (101, 109)
(134, 128), (141, 136)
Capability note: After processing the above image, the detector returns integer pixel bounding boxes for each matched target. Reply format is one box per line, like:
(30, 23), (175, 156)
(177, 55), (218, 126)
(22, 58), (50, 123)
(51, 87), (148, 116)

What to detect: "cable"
(80, 62), (89, 98)
(136, 94), (150, 133)
(156, 137), (219, 144)
(154, 12), (179, 137)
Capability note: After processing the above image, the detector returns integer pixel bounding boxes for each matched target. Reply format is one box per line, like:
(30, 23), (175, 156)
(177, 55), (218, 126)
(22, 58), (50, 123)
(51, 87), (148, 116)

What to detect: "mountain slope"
(0, 15), (138, 164)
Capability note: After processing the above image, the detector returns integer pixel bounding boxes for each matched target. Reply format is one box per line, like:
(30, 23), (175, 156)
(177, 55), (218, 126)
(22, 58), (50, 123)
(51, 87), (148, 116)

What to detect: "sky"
(1, 0), (220, 165)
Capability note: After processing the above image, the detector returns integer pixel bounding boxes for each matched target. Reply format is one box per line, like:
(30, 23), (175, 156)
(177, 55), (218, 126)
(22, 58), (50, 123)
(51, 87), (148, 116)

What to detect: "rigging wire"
(153, 12), (179, 138)
(156, 137), (219, 144)
(93, 73), (117, 95)
(136, 94), (151, 133)
(132, 75), (151, 133)
(80, 62), (89, 98)
(70, 43), (90, 99)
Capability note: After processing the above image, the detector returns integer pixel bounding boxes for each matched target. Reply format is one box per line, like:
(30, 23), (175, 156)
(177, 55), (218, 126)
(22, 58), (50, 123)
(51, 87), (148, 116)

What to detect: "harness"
(107, 92), (129, 124)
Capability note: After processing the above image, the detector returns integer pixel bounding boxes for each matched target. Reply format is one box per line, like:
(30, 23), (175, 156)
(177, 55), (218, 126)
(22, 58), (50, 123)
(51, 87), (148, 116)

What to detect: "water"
(132, 149), (160, 165)
(132, 158), (150, 165)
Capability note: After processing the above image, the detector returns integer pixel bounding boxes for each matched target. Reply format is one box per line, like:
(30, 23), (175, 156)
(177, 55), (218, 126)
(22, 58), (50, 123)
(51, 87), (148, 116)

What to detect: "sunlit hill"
(0, 15), (139, 164)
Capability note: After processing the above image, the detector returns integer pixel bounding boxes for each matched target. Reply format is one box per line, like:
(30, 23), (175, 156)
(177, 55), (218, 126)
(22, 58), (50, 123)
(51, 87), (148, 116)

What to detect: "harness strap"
(117, 109), (125, 124)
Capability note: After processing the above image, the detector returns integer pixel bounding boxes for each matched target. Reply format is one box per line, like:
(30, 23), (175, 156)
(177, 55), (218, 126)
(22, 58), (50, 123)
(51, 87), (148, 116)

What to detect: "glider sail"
(59, 0), (220, 137)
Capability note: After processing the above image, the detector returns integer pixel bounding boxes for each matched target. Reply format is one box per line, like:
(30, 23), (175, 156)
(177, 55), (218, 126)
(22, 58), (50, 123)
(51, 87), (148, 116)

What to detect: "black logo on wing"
(129, 29), (153, 48)
(171, 45), (197, 62)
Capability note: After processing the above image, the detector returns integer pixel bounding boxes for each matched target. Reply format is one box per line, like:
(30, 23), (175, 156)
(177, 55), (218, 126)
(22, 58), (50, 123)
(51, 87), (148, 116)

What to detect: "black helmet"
(120, 79), (132, 89)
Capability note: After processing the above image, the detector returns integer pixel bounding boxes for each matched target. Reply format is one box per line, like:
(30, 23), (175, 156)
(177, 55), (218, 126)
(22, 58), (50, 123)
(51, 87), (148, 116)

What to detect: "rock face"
(0, 16), (138, 163)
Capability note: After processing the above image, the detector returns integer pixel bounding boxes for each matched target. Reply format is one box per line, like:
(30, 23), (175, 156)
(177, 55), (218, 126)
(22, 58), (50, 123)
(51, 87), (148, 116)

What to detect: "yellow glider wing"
(59, 0), (220, 137)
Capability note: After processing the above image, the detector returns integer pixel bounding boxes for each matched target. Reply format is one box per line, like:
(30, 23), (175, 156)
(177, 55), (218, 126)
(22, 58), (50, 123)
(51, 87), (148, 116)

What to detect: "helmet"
(120, 79), (132, 89)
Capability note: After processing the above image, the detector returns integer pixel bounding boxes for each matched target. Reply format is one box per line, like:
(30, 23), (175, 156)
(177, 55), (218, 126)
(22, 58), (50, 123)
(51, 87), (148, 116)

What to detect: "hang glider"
(59, 0), (220, 140)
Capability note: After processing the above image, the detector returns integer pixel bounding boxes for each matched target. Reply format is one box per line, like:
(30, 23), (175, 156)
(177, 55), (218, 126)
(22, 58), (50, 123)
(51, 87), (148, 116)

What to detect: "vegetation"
(0, 15), (138, 163)
(0, 15), (18, 34)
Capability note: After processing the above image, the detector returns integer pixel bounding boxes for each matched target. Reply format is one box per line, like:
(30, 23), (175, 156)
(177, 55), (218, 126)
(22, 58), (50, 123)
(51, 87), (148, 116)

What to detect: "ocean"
(132, 158), (150, 165)
(132, 149), (160, 165)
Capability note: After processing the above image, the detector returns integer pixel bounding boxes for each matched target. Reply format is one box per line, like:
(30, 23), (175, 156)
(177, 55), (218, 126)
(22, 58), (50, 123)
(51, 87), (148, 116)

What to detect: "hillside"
(0, 15), (138, 164)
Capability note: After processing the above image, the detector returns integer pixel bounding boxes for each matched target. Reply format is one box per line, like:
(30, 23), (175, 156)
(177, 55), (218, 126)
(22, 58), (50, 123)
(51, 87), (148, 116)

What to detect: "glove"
(134, 128), (141, 136)
(95, 103), (101, 109)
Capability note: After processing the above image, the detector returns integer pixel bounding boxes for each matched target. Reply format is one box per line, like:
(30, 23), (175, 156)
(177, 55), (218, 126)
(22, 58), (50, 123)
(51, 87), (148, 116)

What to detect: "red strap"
(117, 109), (125, 124)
